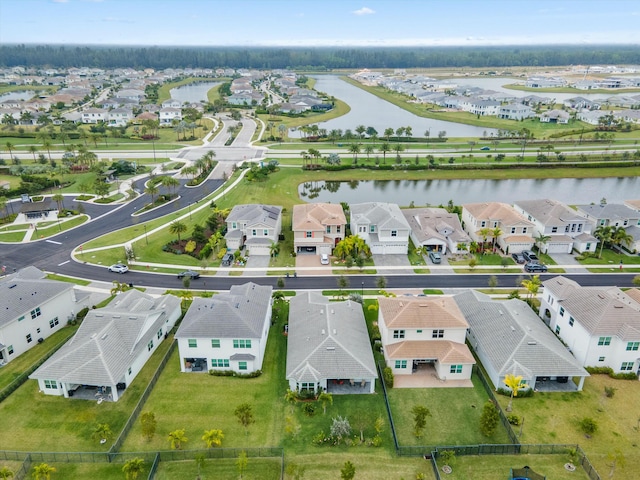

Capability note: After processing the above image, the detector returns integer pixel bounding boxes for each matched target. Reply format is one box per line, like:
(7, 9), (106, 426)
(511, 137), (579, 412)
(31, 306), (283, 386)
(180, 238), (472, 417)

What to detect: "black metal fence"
(376, 360), (400, 451)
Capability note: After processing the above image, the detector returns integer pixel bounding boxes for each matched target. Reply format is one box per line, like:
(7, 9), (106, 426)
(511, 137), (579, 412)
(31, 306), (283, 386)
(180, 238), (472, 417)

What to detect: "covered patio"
(393, 363), (474, 389)
(326, 378), (373, 394)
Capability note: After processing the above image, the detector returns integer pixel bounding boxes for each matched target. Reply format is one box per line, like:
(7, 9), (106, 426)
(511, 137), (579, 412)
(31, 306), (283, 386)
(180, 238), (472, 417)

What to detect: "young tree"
(140, 411), (157, 441)
(234, 403), (255, 434)
(0, 466), (14, 480)
(169, 220), (187, 242)
(202, 429), (224, 448)
(92, 423), (112, 443)
(340, 461), (356, 480)
(236, 450), (248, 479)
(376, 276), (387, 290)
(331, 415), (352, 442)
(521, 275), (541, 301)
(480, 401), (500, 437)
(412, 405), (431, 438)
(122, 458), (145, 480)
(318, 391), (333, 414)
(168, 429), (188, 450)
(504, 374), (526, 412)
(32, 464), (56, 480)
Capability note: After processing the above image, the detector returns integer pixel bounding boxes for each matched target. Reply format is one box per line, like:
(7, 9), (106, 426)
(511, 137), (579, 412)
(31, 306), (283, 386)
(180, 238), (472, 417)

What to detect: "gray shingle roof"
(30, 290), (180, 386)
(454, 290), (588, 378)
(515, 199), (584, 227)
(286, 292), (377, 383)
(226, 204), (282, 228)
(576, 203), (640, 222)
(0, 267), (74, 329)
(351, 203), (410, 231)
(176, 282), (272, 339)
(543, 276), (640, 340)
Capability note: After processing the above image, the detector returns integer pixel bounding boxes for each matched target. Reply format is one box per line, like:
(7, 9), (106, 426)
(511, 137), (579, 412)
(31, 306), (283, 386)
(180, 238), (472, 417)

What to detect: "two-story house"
(540, 276), (640, 375)
(81, 107), (107, 124)
(514, 199), (597, 254)
(461, 202), (534, 253)
(225, 204), (282, 256)
(378, 296), (475, 383)
(349, 202), (410, 254)
(292, 203), (346, 256)
(176, 283), (272, 374)
(576, 203), (640, 253)
(159, 107), (182, 125)
(402, 207), (471, 254)
(1, 267), (80, 365)
(107, 108), (133, 127)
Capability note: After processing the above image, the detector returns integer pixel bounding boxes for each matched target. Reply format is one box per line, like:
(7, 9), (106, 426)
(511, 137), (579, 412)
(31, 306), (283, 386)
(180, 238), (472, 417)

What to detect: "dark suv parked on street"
(524, 262), (547, 273)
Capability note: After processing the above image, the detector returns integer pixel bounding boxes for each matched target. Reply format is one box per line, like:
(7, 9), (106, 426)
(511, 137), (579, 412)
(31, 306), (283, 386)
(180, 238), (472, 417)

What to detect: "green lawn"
(387, 373), (511, 447)
(494, 374), (640, 477)
(45, 273), (91, 286)
(0, 334), (174, 452)
(0, 326), (77, 391)
(0, 230), (26, 242)
(445, 454), (591, 480)
(26, 462), (143, 480)
(33, 215), (88, 240)
(154, 457), (281, 480)
(120, 307), (288, 452)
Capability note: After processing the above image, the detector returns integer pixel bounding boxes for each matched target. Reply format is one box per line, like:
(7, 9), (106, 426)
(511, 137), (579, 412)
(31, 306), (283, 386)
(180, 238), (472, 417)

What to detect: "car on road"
(221, 253), (234, 266)
(177, 270), (200, 279)
(428, 251), (442, 264)
(511, 252), (525, 264)
(524, 262), (548, 273)
(522, 250), (539, 263)
(320, 254), (330, 265)
(480, 146), (490, 151)
(108, 263), (129, 274)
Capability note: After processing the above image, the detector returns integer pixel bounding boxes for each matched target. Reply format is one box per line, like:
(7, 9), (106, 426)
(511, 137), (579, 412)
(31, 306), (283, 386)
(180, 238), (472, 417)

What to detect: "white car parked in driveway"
(320, 254), (330, 265)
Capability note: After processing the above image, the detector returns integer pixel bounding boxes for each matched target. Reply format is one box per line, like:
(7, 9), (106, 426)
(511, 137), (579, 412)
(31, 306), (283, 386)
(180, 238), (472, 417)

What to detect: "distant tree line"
(2, 44), (640, 70)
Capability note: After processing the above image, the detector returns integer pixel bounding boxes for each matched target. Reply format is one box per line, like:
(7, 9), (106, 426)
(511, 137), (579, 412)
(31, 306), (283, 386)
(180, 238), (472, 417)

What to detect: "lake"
(170, 81), (220, 103)
(0, 91), (35, 102)
(288, 75), (496, 138)
(299, 177), (640, 206)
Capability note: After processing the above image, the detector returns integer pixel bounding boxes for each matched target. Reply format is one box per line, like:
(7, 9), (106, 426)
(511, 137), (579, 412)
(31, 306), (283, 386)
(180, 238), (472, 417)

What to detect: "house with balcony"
(514, 199), (597, 254)
(286, 292), (376, 394)
(498, 103), (535, 120)
(455, 290), (589, 392)
(540, 276), (640, 375)
(225, 204), (282, 256)
(402, 207), (471, 254)
(350, 202), (410, 254)
(81, 107), (107, 124)
(575, 202), (640, 253)
(107, 108), (133, 127)
(30, 289), (181, 401)
(378, 296), (475, 385)
(292, 203), (346, 256)
(0, 267), (80, 365)
(159, 107), (182, 125)
(176, 282), (272, 374)
(461, 202), (534, 254)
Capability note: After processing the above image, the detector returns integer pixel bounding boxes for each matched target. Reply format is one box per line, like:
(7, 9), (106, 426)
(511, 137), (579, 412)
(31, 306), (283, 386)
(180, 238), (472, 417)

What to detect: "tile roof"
(292, 203), (346, 231)
(286, 292), (377, 384)
(378, 296), (468, 329)
(402, 207), (470, 244)
(454, 290), (588, 378)
(463, 202), (533, 228)
(176, 282), (272, 339)
(385, 340), (475, 364)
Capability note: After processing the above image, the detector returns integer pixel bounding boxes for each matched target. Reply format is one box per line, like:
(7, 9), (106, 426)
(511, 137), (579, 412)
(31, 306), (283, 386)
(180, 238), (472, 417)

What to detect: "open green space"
(445, 453), (591, 480)
(503, 83), (640, 94)
(387, 373), (511, 447)
(0, 333), (174, 451)
(26, 462), (144, 480)
(32, 215), (88, 240)
(494, 374), (640, 477)
(0, 230), (26, 242)
(154, 457), (281, 480)
(45, 273), (91, 286)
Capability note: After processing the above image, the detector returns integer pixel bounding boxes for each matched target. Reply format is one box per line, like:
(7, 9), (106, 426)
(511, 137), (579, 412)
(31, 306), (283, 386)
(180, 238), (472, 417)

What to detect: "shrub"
(480, 401), (499, 437)
(496, 387), (534, 398)
(208, 369), (262, 378)
(579, 417), (598, 436)
(383, 367), (394, 388)
(604, 386), (616, 398)
(302, 403), (316, 417)
(507, 414), (521, 426)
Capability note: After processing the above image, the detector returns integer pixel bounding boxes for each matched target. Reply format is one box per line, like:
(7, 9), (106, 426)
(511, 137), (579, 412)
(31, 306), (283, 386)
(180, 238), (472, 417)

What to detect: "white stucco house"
(378, 296), (475, 384)
(350, 202), (410, 254)
(81, 107), (107, 124)
(0, 267), (80, 365)
(30, 290), (181, 401)
(403, 207), (471, 254)
(540, 276), (640, 375)
(286, 292), (377, 394)
(159, 107), (182, 125)
(176, 283), (273, 374)
(225, 204), (282, 256)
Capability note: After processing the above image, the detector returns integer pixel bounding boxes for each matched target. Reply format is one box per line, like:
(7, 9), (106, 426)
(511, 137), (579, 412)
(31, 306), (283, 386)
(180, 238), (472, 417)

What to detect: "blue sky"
(1, 0), (639, 46)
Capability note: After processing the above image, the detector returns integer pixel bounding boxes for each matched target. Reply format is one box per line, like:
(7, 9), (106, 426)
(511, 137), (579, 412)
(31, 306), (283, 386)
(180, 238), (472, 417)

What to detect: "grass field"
(154, 457), (281, 480)
(26, 462), (142, 480)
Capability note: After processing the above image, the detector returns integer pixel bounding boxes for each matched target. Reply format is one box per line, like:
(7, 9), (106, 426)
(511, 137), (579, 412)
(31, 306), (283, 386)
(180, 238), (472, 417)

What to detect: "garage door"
(297, 246), (317, 254)
(547, 243), (571, 253)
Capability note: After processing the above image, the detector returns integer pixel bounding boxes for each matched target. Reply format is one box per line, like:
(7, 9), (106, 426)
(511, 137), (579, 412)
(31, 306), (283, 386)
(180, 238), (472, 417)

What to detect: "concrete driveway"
(296, 254), (332, 276)
(372, 254), (414, 275)
(548, 253), (589, 273)
(243, 255), (270, 276)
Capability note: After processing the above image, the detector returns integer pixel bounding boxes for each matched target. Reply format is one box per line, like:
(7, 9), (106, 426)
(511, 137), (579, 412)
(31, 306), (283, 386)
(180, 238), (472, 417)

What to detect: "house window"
(337, 226), (341, 233)
(370, 225), (376, 233)
(251, 229), (257, 236)
(231, 222), (237, 229)
(233, 339), (252, 349)
(559, 307), (565, 316)
(450, 365), (463, 374)
(417, 329), (423, 333)
(597, 336), (611, 346)
(147, 339), (154, 351)
(432, 329), (444, 338)
(511, 227), (516, 234)
(391, 230), (397, 237)
(211, 339), (220, 348)
(49, 317), (59, 328)
(620, 362), (634, 371)
(586, 243), (591, 249)
(555, 326), (561, 334)
(577, 224), (582, 232)
(43, 380), (57, 390)
(598, 356), (605, 362)
(481, 221), (486, 227)
(393, 330), (405, 339)
(551, 227), (558, 233)
(157, 329), (163, 339)
(306, 231), (312, 238)
(569, 317), (575, 327)
(600, 220), (606, 226)
(359, 226), (366, 233)
(565, 225), (570, 233)
(26, 334), (32, 343)
(8, 345), (14, 355)
(211, 358), (229, 368)
(300, 382), (315, 391)
(18, 315), (25, 322)
(128, 367), (132, 375)
(31, 307), (41, 319)
(626, 342), (640, 351)
(523, 228), (527, 233)
(238, 361), (248, 371)
(263, 229), (268, 236)
(395, 360), (407, 369)
(36, 328), (41, 334)
(188, 339), (197, 348)
(326, 226), (331, 234)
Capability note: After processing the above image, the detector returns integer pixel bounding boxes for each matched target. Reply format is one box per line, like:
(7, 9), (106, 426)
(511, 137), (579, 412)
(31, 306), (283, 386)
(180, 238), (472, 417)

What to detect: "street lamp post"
(188, 202), (192, 220)
(143, 224), (148, 245)
(361, 281), (364, 297)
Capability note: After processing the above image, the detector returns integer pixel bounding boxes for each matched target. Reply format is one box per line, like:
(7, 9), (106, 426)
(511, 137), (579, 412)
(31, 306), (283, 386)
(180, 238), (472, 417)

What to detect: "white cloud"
(352, 7), (375, 16)
(52, 0), (69, 3)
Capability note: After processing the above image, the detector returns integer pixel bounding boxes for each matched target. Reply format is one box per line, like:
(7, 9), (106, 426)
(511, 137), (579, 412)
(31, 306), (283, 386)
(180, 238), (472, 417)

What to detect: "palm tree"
(5, 142), (15, 159)
(284, 388), (298, 413)
(504, 373), (526, 412)
(534, 232), (551, 253)
(364, 144), (375, 161)
(521, 275), (541, 301)
(348, 143), (361, 164)
(144, 183), (158, 204)
(594, 225), (614, 258)
(92, 423), (112, 443)
(378, 143), (391, 164)
(612, 226), (633, 253)
(32, 463), (56, 480)
(202, 429), (224, 448)
(318, 391), (333, 414)
(160, 175), (179, 196)
(478, 227), (492, 252)
(269, 241), (280, 258)
(28, 145), (38, 162)
(383, 127), (394, 142)
(491, 227), (503, 251)
(169, 220), (187, 242)
(122, 458), (145, 480)
(52, 193), (64, 211)
(0, 466), (14, 479)
(168, 429), (188, 450)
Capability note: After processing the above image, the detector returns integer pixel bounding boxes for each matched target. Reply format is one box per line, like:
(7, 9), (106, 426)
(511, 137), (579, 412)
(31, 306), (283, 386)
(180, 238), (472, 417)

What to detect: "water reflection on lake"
(299, 177), (639, 206)
(170, 81), (220, 103)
